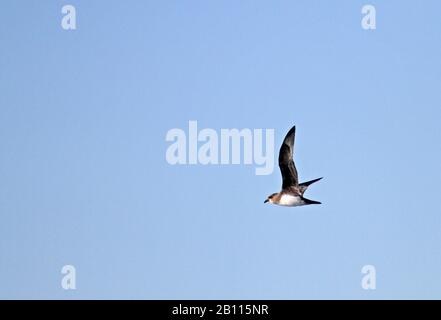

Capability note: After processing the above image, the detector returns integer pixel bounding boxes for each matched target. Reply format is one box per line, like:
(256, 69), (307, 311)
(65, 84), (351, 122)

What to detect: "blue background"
(1, 1), (441, 299)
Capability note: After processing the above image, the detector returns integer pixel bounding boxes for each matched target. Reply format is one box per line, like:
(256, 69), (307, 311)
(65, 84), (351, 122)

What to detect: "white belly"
(277, 194), (303, 207)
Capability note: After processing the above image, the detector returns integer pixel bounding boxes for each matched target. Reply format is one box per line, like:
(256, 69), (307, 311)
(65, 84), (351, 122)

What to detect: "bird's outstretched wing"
(278, 125), (298, 189)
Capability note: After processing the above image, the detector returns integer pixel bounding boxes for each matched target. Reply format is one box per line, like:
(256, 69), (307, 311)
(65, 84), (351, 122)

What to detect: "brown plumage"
(264, 126), (322, 207)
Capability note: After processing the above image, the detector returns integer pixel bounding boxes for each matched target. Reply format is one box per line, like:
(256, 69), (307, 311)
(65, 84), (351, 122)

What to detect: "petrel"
(264, 125), (322, 207)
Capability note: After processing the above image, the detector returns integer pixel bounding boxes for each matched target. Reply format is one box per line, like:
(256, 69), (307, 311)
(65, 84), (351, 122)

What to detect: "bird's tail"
(301, 196), (321, 205)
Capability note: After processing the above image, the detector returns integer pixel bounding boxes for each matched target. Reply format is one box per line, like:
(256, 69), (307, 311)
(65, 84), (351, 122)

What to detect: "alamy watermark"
(165, 121), (275, 175)
(61, 265), (76, 290)
(361, 4), (376, 30)
(361, 264), (376, 290)
(61, 5), (77, 30)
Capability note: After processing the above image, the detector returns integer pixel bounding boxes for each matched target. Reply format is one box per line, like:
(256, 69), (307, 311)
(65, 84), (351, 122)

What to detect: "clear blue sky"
(1, 1), (441, 299)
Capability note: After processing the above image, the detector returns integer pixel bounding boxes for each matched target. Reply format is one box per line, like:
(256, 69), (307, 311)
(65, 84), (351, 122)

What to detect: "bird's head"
(264, 193), (278, 204)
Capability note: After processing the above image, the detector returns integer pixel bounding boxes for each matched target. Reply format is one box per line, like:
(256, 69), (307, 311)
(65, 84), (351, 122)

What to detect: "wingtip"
(285, 125), (296, 137)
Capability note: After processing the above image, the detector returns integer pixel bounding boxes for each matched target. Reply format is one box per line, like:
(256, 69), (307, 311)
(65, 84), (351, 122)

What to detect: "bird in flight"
(265, 125), (322, 207)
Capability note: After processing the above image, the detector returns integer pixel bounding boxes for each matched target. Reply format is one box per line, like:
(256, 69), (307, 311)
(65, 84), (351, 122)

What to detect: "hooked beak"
(264, 199), (269, 203)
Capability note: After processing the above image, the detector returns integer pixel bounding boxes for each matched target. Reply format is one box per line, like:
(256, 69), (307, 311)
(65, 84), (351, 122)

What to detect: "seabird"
(264, 125), (322, 207)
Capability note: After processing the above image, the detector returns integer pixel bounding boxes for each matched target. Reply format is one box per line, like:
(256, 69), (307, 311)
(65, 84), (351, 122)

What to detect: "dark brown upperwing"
(278, 125), (299, 189)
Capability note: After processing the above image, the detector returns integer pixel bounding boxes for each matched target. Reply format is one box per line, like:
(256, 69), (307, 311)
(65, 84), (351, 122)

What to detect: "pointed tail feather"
(301, 196), (321, 205)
